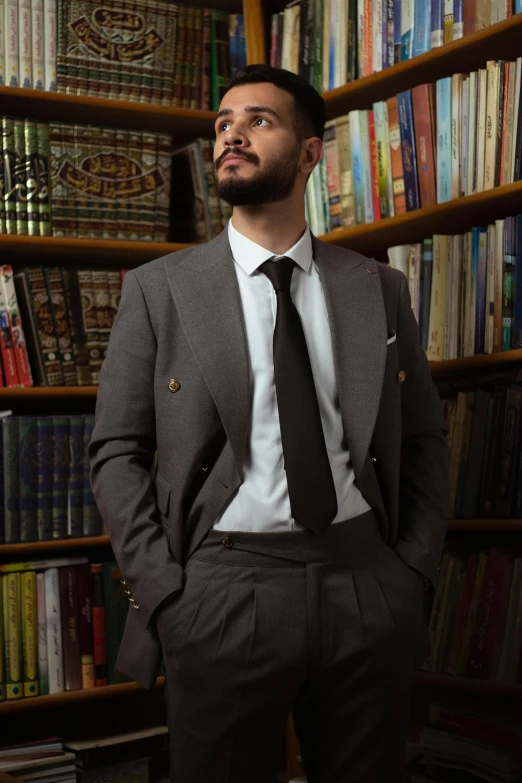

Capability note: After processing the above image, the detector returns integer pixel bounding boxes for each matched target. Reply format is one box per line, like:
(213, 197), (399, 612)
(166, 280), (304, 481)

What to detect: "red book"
(368, 111), (381, 222)
(1, 265), (32, 387)
(386, 97), (407, 216)
(412, 84), (437, 208)
(463, 0), (477, 34)
(90, 563), (108, 687)
(465, 548), (513, 679)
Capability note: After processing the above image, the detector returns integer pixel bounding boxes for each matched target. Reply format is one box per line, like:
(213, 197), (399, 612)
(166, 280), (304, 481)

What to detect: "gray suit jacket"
(88, 228), (450, 689)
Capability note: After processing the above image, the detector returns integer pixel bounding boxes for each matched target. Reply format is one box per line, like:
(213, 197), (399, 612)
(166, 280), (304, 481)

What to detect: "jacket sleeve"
(393, 272), (451, 591)
(88, 269), (184, 629)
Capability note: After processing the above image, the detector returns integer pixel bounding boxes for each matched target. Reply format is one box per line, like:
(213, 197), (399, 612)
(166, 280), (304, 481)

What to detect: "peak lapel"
(312, 237), (388, 477)
(164, 231), (251, 479)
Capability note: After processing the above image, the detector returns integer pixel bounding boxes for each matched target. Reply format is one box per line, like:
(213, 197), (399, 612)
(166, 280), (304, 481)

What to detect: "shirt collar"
(227, 218), (313, 276)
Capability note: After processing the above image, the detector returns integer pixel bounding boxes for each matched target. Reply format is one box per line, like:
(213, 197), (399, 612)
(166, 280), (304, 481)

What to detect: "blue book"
(52, 416), (70, 539)
(436, 76), (452, 203)
(420, 238), (433, 351)
(430, 0), (443, 45)
(68, 416), (85, 538)
(453, 0), (463, 37)
(19, 416), (38, 542)
(503, 217), (516, 351)
(473, 227), (488, 355)
(400, 0), (414, 60)
(2, 416), (19, 543)
(413, 0), (431, 56)
(397, 90), (420, 211)
(83, 415), (102, 537)
(393, 0), (402, 62)
(512, 215), (522, 349)
(329, 0), (336, 91)
(229, 15), (240, 79)
(516, 0), (522, 11)
(350, 111), (366, 225)
(37, 416), (53, 541)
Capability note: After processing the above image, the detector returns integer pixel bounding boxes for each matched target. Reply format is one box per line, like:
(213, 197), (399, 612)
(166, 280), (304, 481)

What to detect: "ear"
(300, 138), (323, 177)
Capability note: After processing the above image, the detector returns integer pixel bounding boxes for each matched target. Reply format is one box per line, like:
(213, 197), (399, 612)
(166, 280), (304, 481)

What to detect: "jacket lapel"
(164, 230), (251, 479)
(312, 236), (388, 478)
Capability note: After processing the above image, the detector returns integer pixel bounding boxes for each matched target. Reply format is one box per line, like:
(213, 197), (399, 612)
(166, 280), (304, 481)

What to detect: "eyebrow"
(215, 105), (281, 121)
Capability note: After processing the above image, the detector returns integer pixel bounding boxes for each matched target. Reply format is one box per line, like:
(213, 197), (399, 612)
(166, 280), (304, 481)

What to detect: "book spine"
(463, 0), (477, 31)
(476, 69), (488, 192)
(25, 266), (64, 385)
(43, 0), (56, 90)
(400, 0), (414, 60)
(359, 111), (374, 222)
(436, 76), (452, 203)
(453, 0), (464, 34)
(386, 97), (406, 214)
(502, 217), (516, 350)
(412, 0), (430, 55)
(5, 0), (19, 87)
(59, 566), (81, 690)
(211, 10), (230, 111)
(495, 386), (522, 516)
(451, 75), (461, 199)
(496, 61), (508, 188)
(155, 133), (173, 243)
(0, 0), (4, 88)
(397, 90), (420, 211)
(444, 0), (453, 40)
(2, 118), (16, 235)
(172, 4), (187, 108)
(21, 570), (38, 696)
(76, 270), (102, 384)
(19, 417), (38, 542)
(324, 121), (343, 231)
(335, 116), (356, 227)
(19, 0), (32, 88)
(191, 9), (204, 109)
(36, 123), (51, 237)
(36, 572), (48, 694)
(0, 115), (5, 234)
(160, 2), (178, 106)
(446, 552), (478, 674)
(484, 61), (500, 191)
(61, 268), (92, 385)
(83, 415), (102, 537)
(90, 563), (108, 687)
(13, 120), (28, 235)
(43, 267), (77, 386)
(474, 226), (488, 354)
(0, 268), (20, 387)
(200, 8), (211, 109)
(31, 0), (44, 89)
(502, 61), (516, 186)
(513, 216), (522, 349)
(182, 6), (195, 108)
(44, 567), (64, 694)
(24, 121), (39, 237)
(3, 417), (20, 544)
(457, 551), (488, 674)
(36, 416), (53, 540)
(367, 110), (381, 220)
(92, 270), (112, 363)
(3, 572), (23, 699)
(427, 235), (448, 360)
(373, 102), (392, 218)
(412, 84), (437, 208)
(349, 111), (365, 224)
(67, 415), (84, 538)
(52, 416), (70, 540)
(77, 562), (94, 689)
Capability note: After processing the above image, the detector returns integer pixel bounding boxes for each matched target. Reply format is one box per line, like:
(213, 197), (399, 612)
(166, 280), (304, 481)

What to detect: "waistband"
(191, 508), (384, 567)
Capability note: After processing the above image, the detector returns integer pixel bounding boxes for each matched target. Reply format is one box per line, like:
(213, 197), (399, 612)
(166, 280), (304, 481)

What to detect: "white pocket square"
(387, 330), (396, 345)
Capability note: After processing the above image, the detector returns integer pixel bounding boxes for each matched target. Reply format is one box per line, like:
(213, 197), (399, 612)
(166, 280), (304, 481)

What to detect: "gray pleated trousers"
(157, 509), (430, 783)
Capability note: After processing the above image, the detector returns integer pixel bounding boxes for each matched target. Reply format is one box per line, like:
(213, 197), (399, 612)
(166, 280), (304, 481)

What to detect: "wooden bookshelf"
(413, 672), (522, 697)
(0, 386), (99, 398)
(323, 15), (522, 117)
(0, 677), (165, 713)
(429, 347), (522, 379)
(0, 536), (111, 555)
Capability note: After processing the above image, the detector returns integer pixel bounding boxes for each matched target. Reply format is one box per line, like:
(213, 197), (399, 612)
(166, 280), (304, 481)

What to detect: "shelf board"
(429, 347), (522, 378)
(0, 234), (190, 265)
(0, 536), (111, 555)
(0, 676), (165, 712)
(413, 671), (522, 696)
(447, 518), (522, 531)
(0, 86), (216, 137)
(323, 15), (522, 118)
(0, 385), (99, 397)
(319, 181), (522, 256)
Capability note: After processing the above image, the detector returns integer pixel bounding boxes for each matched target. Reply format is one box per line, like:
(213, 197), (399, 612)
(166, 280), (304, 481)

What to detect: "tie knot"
(259, 256), (295, 293)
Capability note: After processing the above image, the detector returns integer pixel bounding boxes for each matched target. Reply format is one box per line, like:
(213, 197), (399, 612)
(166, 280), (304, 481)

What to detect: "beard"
(214, 144), (301, 206)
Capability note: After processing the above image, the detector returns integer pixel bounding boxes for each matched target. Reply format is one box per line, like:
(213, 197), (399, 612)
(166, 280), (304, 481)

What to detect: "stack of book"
(0, 739), (77, 783)
(409, 703), (522, 782)
(0, 557), (133, 700)
(1, 265), (125, 389)
(1, 118), (174, 241)
(388, 215), (522, 361)
(270, 0), (522, 89)
(1, 0), (246, 111)
(305, 58), (522, 233)
(0, 412), (103, 544)
(422, 544), (522, 681)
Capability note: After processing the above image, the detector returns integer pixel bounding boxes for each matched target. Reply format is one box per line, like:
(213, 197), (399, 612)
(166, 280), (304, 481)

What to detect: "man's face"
(213, 82), (304, 206)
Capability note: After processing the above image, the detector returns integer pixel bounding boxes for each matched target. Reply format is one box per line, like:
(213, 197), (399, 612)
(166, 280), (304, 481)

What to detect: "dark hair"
(226, 64), (325, 141)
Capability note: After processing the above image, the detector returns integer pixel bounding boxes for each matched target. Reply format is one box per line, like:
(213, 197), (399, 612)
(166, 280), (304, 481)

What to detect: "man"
(89, 64), (450, 783)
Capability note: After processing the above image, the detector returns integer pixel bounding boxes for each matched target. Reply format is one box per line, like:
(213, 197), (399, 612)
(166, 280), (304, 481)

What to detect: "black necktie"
(259, 256), (338, 534)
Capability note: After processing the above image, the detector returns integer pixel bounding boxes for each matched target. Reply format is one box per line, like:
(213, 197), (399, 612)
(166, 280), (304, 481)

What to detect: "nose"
(223, 123), (247, 148)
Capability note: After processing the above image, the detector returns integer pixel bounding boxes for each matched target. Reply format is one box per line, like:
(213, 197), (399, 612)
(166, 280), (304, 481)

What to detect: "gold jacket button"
(168, 379), (181, 393)
(397, 370), (407, 383)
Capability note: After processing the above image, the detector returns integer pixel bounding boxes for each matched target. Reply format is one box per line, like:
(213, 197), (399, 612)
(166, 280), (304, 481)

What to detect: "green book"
(24, 121), (40, 237)
(36, 416), (54, 541)
(14, 120), (28, 236)
(3, 572), (23, 700)
(312, 0), (323, 93)
(68, 416), (84, 538)
(2, 118), (16, 235)
(210, 10), (231, 111)
(52, 416), (70, 539)
(36, 123), (51, 237)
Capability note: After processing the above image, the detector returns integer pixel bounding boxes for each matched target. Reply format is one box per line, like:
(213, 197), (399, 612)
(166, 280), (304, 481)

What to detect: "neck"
(230, 198), (307, 255)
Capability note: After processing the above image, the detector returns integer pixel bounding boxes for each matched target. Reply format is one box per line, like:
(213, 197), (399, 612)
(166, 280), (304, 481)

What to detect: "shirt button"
(397, 370), (407, 383)
(222, 535), (234, 548)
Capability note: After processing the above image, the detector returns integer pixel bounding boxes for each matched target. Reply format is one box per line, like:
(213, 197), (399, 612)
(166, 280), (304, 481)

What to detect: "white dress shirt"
(212, 219), (371, 532)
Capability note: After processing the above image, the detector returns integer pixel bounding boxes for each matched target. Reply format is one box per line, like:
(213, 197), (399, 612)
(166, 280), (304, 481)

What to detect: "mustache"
(215, 147), (259, 170)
